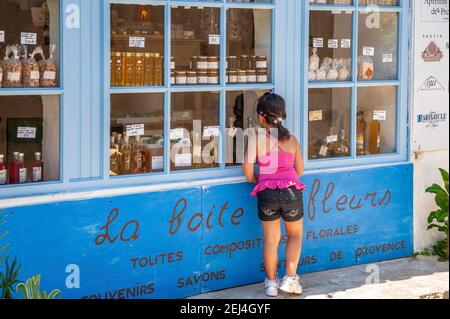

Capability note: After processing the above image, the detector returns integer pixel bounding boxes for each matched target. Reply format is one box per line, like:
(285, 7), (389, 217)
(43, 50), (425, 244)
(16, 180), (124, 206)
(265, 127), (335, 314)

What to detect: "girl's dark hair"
(256, 92), (291, 141)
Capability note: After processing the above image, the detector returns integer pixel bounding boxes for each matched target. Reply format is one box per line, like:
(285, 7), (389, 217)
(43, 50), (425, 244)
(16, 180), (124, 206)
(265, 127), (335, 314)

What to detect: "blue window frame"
(301, 0), (411, 170)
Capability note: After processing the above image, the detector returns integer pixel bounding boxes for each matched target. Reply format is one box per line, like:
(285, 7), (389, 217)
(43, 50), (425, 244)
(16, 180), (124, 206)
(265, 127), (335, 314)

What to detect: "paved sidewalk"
(190, 256), (449, 299)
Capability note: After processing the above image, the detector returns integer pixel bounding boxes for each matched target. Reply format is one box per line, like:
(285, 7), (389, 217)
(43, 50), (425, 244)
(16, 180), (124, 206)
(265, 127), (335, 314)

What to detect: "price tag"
(17, 127), (37, 139)
(328, 39), (339, 49)
(151, 156), (164, 170)
(373, 110), (387, 121)
(382, 53), (393, 63)
(363, 46), (375, 57)
(126, 124), (145, 137)
(319, 146), (328, 157)
(129, 36), (145, 48)
(0, 31), (4, 43)
(20, 32), (37, 45)
(209, 34), (220, 45)
(309, 110), (323, 122)
(175, 153), (192, 167)
(341, 39), (351, 49)
(326, 135), (338, 144)
(313, 38), (324, 48)
(170, 128), (185, 140)
(203, 126), (220, 138)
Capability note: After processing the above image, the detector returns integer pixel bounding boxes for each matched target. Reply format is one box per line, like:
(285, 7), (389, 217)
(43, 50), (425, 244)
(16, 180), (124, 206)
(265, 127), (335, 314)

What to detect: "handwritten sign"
(327, 135), (338, 144)
(382, 53), (394, 63)
(313, 38), (324, 48)
(203, 126), (220, 138)
(373, 110), (387, 121)
(341, 39), (351, 49)
(209, 34), (220, 45)
(363, 46), (375, 57)
(328, 39), (339, 49)
(20, 32), (37, 45)
(309, 110), (323, 122)
(170, 128), (185, 140)
(17, 127), (37, 139)
(0, 31), (4, 43)
(129, 36), (145, 48)
(126, 124), (145, 137)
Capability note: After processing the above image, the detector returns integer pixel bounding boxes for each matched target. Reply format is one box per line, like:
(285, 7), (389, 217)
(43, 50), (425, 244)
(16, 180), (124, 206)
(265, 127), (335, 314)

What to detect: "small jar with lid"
(227, 56), (238, 71)
(175, 71), (187, 85)
(227, 70), (238, 84)
(207, 56), (219, 70)
(170, 71), (176, 85)
(187, 71), (197, 85)
(170, 57), (176, 71)
(255, 56), (268, 69)
(246, 70), (257, 83)
(197, 70), (208, 85)
(257, 69), (268, 83)
(237, 70), (247, 84)
(190, 56), (198, 70)
(207, 70), (219, 85)
(196, 56), (208, 70)
(240, 55), (250, 70)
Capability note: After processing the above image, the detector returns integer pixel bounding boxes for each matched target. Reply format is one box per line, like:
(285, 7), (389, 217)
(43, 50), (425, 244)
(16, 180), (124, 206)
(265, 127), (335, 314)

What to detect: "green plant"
(0, 256), (21, 299)
(426, 168), (449, 261)
(0, 213), (9, 265)
(16, 274), (62, 299)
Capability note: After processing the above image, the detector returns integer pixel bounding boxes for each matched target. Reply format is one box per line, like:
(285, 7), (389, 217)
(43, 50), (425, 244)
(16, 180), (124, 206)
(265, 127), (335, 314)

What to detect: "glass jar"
(171, 57), (176, 71)
(257, 69), (268, 83)
(207, 56), (219, 70)
(187, 71), (197, 85)
(190, 56), (198, 70)
(246, 70), (257, 83)
(240, 55), (250, 70)
(207, 70), (219, 85)
(154, 53), (163, 86)
(197, 56), (208, 70)
(227, 56), (238, 71)
(227, 70), (238, 84)
(171, 70), (176, 85)
(197, 70), (208, 85)
(135, 53), (145, 86)
(175, 71), (187, 85)
(114, 52), (125, 86)
(124, 52), (136, 86)
(237, 70), (247, 84)
(255, 55), (268, 69)
(144, 53), (154, 86)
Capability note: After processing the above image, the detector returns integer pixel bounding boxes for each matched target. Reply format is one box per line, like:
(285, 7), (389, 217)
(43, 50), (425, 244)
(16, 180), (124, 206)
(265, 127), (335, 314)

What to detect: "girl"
(243, 92), (305, 297)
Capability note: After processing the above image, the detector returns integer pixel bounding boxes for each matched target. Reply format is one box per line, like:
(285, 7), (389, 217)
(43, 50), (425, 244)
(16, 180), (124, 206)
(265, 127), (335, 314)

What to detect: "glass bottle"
(357, 111), (367, 156)
(114, 52), (125, 86)
(368, 117), (381, 154)
(337, 129), (349, 156)
(125, 52), (136, 86)
(8, 152), (20, 184)
(18, 153), (27, 184)
(135, 53), (145, 86)
(32, 152), (43, 183)
(110, 135), (121, 175)
(121, 134), (133, 175)
(0, 154), (7, 185)
(154, 53), (163, 86)
(110, 52), (115, 86)
(132, 136), (144, 174)
(144, 53), (154, 86)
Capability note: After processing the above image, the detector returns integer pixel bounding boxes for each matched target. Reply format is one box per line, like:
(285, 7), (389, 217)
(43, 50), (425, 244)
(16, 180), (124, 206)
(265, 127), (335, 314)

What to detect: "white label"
(209, 34), (220, 45)
(197, 61), (208, 69)
(129, 36), (145, 48)
(30, 71), (40, 80)
(21, 32), (37, 45)
(187, 77), (197, 85)
(328, 39), (339, 49)
(175, 153), (192, 167)
(17, 127), (37, 139)
(203, 126), (220, 138)
(126, 124), (145, 137)
(326, 135), (338, 144)
(170, 128), (185, 140)
(208, 62), (219, 69)
(32, 167), (42, 182)
(373, 110), (387, 121)
(0, 31), (4, 43)
(341, 39), (351, 49)
(19, 168), (27, 183)
(309, 110), (323, 121)
(7, 72), (20, 81)
(257, 75), (268, 83)
(171, 61), (176, 70)
(238, 75), (247, 83)
(319, 146), (328, 157)
(313, 38), (324, 48)
(197, 76), (208, 84)
(363, 46), (375, 57)
(43, 71), (56, 80)
(151, 156), (164, 170)
(256, 61), (268, 69)
(0, 170), (7, 185)
(382, 53), (393, 63)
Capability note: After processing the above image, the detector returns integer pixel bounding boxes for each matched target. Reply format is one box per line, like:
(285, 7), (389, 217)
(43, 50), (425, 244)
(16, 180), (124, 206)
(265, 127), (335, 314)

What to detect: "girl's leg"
(262, 219), (281, 281)
(284, 219), (304, 277)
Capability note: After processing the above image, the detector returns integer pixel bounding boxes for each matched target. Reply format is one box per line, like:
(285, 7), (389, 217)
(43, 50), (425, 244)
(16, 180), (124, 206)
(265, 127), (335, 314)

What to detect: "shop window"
(358, 0), (399, 6)
(226, 8), (272, 85)
(110, 93), (164, 177)
(170, 91), (220, 171)
(0, 95), (60, 185)
(226, 90), (269, 167)
(0, 0), (60, 89)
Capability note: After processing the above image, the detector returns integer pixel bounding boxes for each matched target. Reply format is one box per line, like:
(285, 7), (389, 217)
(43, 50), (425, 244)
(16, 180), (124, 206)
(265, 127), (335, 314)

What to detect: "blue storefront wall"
(1, 163), (413, 299)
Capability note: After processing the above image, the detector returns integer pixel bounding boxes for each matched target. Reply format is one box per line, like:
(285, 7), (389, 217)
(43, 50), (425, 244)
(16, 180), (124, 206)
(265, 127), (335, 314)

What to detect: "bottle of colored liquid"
(368, 118), (381, 154)
(18, 153), (27, 184)
(8, 152), (20, 184)
(131, 136), (144, 174)
(0, 154), (7, 185)
(357, 111), (367, 156)
(32, 152), (43, 182)
(110, 135), (120, 176)
(121, 134), (133, 175)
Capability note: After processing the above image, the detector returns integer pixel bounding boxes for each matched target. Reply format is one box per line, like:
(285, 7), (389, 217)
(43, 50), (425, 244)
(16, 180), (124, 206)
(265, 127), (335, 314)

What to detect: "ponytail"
(256, 92), (291, 141)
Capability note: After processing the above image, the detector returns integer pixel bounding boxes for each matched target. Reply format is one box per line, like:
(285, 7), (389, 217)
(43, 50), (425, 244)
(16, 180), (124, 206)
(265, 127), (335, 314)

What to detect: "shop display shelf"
(0, 87), (63, 96)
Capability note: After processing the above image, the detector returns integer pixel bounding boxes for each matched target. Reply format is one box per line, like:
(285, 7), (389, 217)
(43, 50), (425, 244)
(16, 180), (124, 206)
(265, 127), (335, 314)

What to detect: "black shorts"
(257, 187), (304, 222)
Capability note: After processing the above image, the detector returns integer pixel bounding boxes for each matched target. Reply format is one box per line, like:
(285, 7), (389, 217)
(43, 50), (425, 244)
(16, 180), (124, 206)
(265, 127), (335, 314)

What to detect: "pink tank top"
(251, 134), (306, 196)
